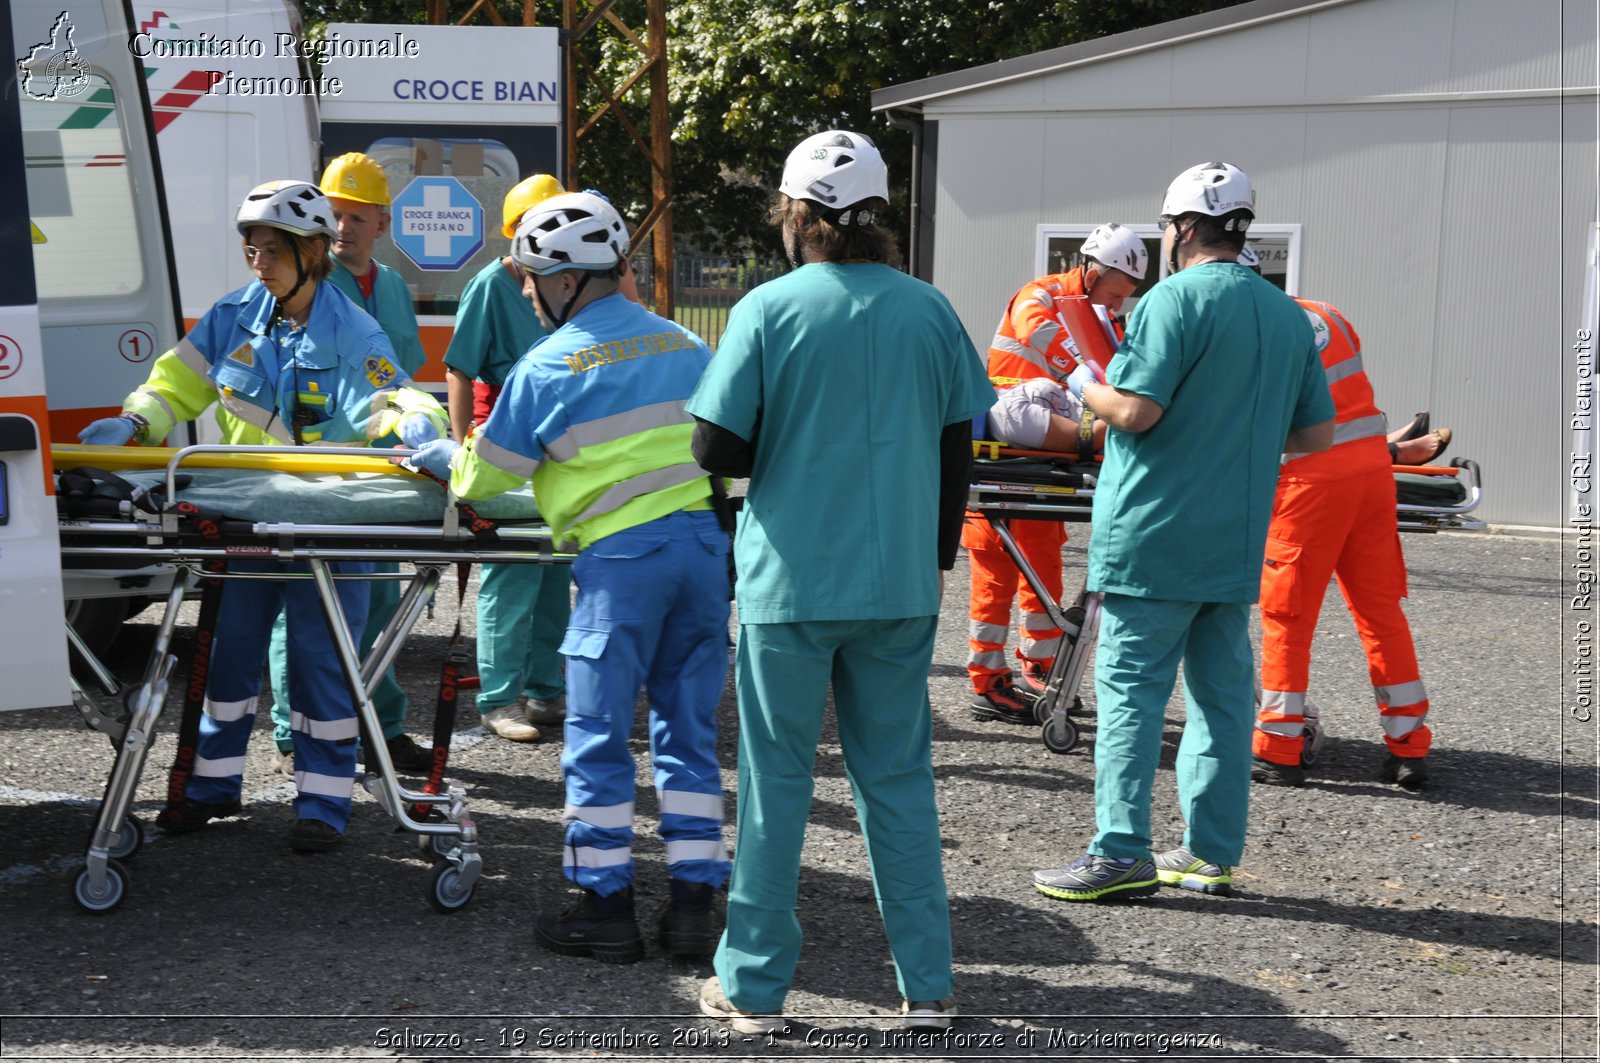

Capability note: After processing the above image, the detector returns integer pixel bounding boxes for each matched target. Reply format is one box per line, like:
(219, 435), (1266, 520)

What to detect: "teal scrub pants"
(1090, 593), (1256, 867)
(714, 616), (953, 1013)
(475, 561), (570, 713)
(270, 562), (409, 751)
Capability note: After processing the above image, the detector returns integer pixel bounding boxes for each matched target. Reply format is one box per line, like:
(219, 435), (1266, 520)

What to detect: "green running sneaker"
(1033, 854), (1159, 902)
(1152, 846), (1233, 895)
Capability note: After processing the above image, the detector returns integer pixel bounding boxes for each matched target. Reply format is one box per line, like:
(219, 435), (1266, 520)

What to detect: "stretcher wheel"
(91, 815), (145, 861)
(1032, 693), (1052, 726)
(1041, 715), (1079, 755)
(71, 859), (129, 914)
(427, 859), (475, 913)
(416, 831), (457, 859)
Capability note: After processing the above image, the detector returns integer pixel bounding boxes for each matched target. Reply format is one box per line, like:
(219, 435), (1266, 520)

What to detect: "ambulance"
(5, 0), (183, 709)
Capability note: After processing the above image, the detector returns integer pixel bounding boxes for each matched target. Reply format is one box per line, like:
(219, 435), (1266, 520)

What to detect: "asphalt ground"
(0, 528), (1595, 1061)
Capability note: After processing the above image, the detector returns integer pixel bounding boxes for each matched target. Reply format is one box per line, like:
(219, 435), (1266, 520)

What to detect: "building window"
(1036, 223), (1304, 309)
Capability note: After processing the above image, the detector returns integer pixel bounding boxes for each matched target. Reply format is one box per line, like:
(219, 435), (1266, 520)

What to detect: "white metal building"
(872, 0), (1597, 528)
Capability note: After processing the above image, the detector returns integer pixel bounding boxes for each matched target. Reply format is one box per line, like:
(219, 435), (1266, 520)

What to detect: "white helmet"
(1237, 243), (1261, 270)
(511, 190), (630, 275)
(779, 130), (889, 210)
(1161, 161), (1255, 228)
(236, 180), (337, 240)
(1079, 222), (1147, 281)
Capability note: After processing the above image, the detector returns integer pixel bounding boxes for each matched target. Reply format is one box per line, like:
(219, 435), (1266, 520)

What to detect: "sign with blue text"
(391, 177), (483, 271)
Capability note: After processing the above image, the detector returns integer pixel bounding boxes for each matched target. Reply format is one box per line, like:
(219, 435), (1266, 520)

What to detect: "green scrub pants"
(714, 616), (953, 1013)
(474, 560), (570, 713)
(1090, 593), (1256, 867)
(269, 563), (408, 751)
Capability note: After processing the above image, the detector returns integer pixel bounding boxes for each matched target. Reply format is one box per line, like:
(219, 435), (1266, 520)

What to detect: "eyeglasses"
(1156, 217), (1176, 231)
(243, 244), (281, 264)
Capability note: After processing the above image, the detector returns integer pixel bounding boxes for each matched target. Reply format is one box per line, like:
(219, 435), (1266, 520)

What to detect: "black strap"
(1076, 411), (1097, 459)
(162, 501), (227, 820)
(411, 561), (469, 820)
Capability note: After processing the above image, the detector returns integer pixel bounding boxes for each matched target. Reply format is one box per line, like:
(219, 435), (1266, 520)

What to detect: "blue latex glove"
(397, 412), (441, 448)
(1065, 360), (1106, 400)
(404, 438), (459, 480)
(78, 416), (136, 446)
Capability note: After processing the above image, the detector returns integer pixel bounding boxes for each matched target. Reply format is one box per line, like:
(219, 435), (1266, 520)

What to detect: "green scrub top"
(443, 257), (547, 385)
(687, 262), (994, 624)
(326, 258), (425, 377)
(1088, 263), (1334, 603)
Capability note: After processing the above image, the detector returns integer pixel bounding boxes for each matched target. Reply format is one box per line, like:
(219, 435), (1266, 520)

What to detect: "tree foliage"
(302, 0), (1239, 253)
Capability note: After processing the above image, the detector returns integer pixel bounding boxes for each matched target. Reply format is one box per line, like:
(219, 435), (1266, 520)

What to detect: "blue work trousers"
(714, 615), (953, 1014)
(557, 510), (731, 894)
(188, 560), (372, 830)
(1090, 593), (1255, 867)
(475, 560), (570, 712)
(268, 562), (408, 749)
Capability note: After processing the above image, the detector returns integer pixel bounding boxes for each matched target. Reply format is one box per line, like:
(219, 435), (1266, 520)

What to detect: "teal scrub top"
(326, 258), (425, 377)
(1088, 263), (1334, 603)
(686, 262), (994, 624)
(443, 257), (547, 385)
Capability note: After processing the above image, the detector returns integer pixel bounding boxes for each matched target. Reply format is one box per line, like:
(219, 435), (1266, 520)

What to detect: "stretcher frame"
(58, 444), (575, 914)
(968, 446), (1485, 754)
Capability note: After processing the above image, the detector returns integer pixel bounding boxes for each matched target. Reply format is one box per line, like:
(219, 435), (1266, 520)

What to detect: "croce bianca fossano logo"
(18, 11), (92, 101)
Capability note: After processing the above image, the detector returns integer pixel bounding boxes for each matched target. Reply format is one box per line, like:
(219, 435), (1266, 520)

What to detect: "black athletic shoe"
(535, 887), (645, 964)
(657, 879), (718, 960)
(970, 678), (1036, 725)
(289, 818), (342, 853)
(367, 733), (435, 773)
(1379, 753), (1429, 790)
(1251, 756), (1306, 787)
(154, 797), (242, 835)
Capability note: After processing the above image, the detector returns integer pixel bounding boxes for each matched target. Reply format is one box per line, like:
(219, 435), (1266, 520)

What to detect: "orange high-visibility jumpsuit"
(965, 267), (1098, 694)
(1254, 300), (1431, 765)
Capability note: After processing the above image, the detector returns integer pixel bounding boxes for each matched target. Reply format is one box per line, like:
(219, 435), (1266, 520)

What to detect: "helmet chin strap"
(275, 238), (319, 322)
(1167, 220), (1188, 277)
(535, 269), (593, 327)
(783, 222), (806, 270)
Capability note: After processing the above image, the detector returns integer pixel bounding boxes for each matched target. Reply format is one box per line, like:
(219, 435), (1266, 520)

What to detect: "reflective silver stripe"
(297, 769), (356, 800)
(474, 432), (540, 480)
(1332, 413), (1387, 447)
(989, 333), (1029, 356)
(659, 790), (723, 820)
(568, 462), (705, 528)
(563, 844), (632, 869)
(173, 336), (210, 377)
(192, 754), (246, 778)
(1311, 300), (1359, 352)
(967, 649), (1006, 670)
(665, 839), (729, 865)
(545, 400), (693, 464)
(217, 390), (294, 443)
(1019, 635), (1061, 658)
(1021, 612), (1058, 634)
(1376, 680), (1427, 708)
(365, 389), (399, 439)
(968, 621), (1009, 645)
(1027, 319), (1063, 356)
(563, 802), (634, 830)
(1323, 351), (1366, 386)
(289, 711), (361, 743)
(1259, 690), (1306, 716)
(131, 387), (179, 430)
(1258, 719), (1304, 738)
(203, 695), (256, 723)
(988, 339), (1054, 379)
(1381, 714), (1426, 739)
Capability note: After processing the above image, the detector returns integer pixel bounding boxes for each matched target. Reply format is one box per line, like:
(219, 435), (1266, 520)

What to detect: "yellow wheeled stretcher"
(968, 442), (1484, 755)
(54, 444), (574, 915)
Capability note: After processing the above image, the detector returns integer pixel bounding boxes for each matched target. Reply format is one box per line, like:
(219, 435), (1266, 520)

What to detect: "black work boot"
(534, 886), (644, 964)
(657, 879), (718, 960)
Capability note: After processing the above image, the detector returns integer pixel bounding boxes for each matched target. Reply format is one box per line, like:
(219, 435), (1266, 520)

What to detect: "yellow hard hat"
(319, 152), (391, 207)
(502, 173), (564, 238)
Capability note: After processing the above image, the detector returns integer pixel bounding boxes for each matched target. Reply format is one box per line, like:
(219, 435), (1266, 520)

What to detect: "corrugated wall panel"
(1446, 0), (1567, 94)
(1432, 104), (1566, 526)
(1565, 0), (1599, 91)
(1295, 109), (1450, 415)
(1302, 0), (1455, 97)
(1562, 98), (1598, 526)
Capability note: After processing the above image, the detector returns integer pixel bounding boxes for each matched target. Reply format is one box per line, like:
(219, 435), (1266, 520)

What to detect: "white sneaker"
(271, 748), (295, 777)
(901, 996), (957, 1030)
(523, 693), (567, 726)
(482, 704), (541, 742)
(699, 976), (789, 1036)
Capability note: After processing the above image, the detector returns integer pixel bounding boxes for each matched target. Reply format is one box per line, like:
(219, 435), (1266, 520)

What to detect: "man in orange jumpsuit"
(1252, 298), (1433, 789)
(967, 223), (1147, 723)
